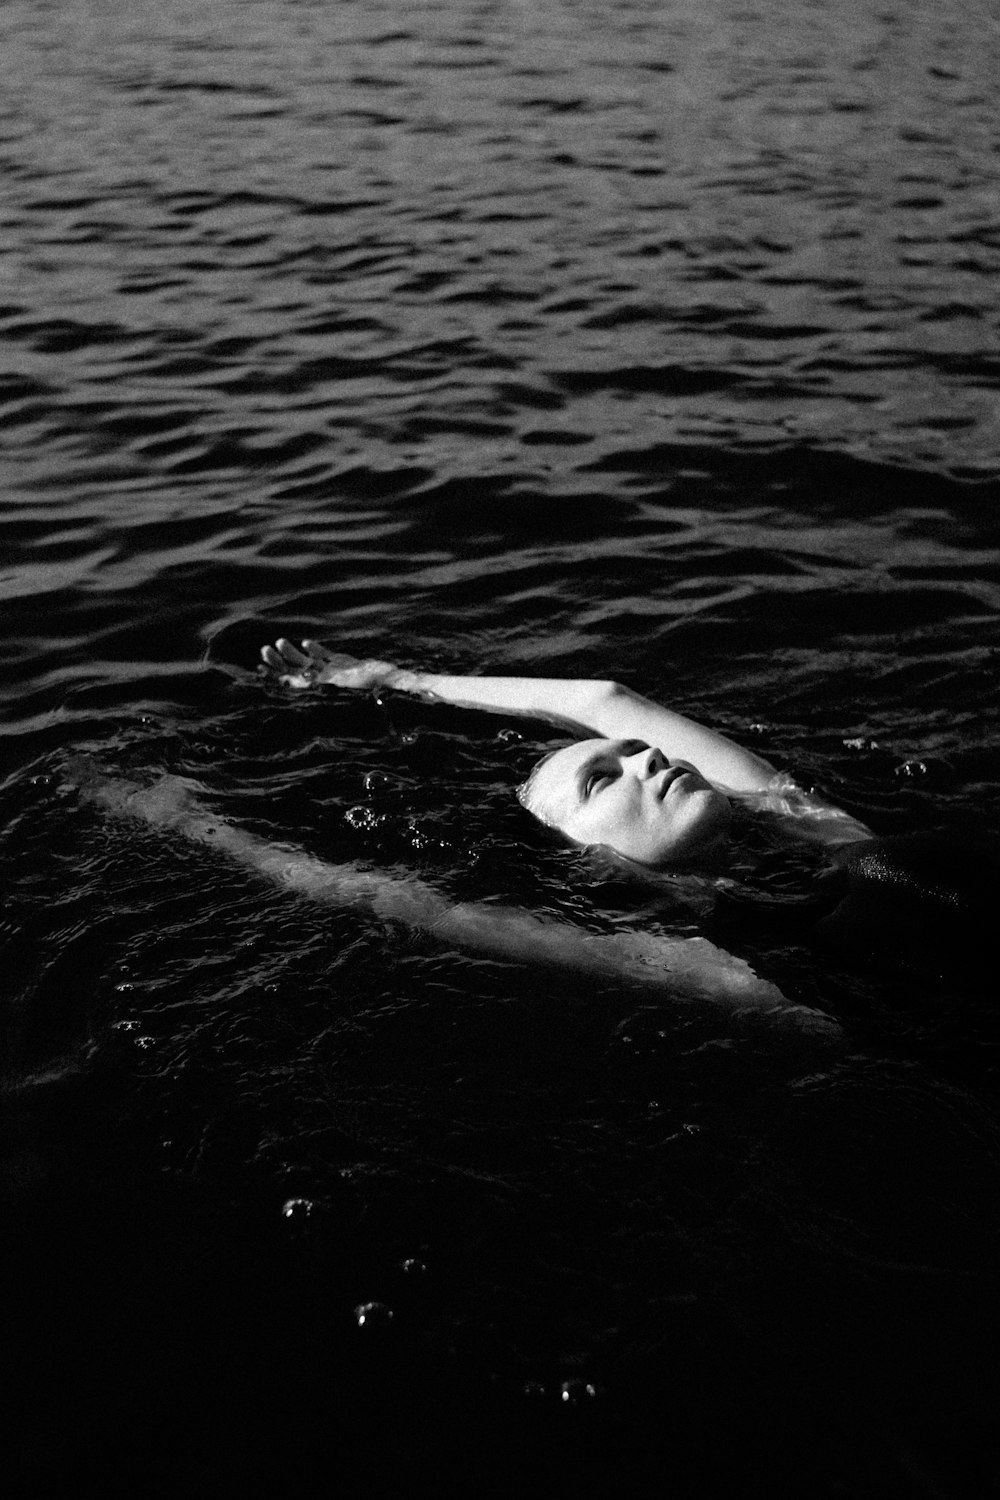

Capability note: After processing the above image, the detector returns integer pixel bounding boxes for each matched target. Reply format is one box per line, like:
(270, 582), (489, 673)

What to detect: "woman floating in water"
(258, 639), (995, 996)
(75, 637), (994, 1048)
(260, 639), (874, 860)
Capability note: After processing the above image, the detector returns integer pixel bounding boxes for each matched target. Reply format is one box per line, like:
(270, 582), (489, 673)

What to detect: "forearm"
(406, 672), (776, 793)
(79, 768), (447, 921)
(435, 902), (841, 1039)
(403, 670), (619, 732)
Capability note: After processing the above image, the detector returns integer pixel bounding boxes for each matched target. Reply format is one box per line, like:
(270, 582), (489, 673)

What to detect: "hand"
(260, 638), (402, 691)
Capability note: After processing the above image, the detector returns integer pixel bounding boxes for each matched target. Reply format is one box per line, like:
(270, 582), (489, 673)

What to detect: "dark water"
(3, 1), (1000, 1492)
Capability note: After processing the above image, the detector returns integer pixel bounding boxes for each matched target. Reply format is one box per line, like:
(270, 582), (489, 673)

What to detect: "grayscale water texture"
(2, 2), (1000, 1495)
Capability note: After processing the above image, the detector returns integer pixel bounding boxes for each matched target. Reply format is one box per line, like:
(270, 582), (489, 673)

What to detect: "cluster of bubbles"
(280, 1198), (432, 1337)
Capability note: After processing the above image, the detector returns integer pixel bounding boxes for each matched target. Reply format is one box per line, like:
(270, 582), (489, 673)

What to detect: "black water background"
(3, 1), (1000, 1493)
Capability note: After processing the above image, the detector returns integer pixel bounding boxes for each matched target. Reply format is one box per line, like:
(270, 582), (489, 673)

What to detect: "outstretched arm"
(72, 764), (842, 1043)
(261, 639), (775, 793)
(260, 639), (873, 845)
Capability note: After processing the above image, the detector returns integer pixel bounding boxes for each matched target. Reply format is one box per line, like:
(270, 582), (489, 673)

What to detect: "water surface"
(3, 1), (1000, 1492)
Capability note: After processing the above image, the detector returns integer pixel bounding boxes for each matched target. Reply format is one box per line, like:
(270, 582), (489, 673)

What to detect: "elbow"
(577, 679), (633, 735)
(592, 678), (626, 707)
(597, 679), (642, 718)
(547, 679), (631, 737)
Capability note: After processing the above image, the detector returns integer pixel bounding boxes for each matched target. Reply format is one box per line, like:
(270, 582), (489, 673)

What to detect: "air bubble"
(281, 1196), (317, 1222)
(353, 1301), (394, 1330)
(895, 759), (928, 777)
(344, 805), (381, 830)
(400, 1257), (427, 1277)
(559, 1379), (598, 1405)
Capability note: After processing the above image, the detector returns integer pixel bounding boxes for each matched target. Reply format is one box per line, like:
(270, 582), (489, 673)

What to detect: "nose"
(625, 744), (667, 777)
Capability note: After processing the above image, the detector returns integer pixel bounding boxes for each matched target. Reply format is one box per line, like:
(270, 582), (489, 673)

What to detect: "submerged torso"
(698, 826), (997, 994)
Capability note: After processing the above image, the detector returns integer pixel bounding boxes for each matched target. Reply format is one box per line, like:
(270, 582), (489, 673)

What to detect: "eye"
(620, 739), (649, 756)
(585, 769), (615, 798)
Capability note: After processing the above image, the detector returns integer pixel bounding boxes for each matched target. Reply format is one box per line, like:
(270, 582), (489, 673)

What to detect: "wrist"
(389, 666), (424, 694)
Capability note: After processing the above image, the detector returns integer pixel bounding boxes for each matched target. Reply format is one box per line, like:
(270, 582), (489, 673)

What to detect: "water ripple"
(3, 6), (1000, 1488)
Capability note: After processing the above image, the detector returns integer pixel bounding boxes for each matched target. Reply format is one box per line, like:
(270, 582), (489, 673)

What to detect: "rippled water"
(3, 1), (1000, 1493)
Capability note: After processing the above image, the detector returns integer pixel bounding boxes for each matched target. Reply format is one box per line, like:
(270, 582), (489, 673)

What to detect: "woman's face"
(522, 738), (732, 866)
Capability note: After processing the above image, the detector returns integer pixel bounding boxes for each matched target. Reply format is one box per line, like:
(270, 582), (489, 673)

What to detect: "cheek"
(579, 790), (637, 846)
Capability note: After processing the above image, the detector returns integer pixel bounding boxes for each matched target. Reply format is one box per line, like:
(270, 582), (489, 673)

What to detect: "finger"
(261, 645), (314, 688)
(301, 640), (330, 662)
(275, 638), (311, 666)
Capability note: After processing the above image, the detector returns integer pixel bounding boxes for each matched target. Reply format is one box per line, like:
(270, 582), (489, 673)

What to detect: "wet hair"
(516, 746), (565, 825)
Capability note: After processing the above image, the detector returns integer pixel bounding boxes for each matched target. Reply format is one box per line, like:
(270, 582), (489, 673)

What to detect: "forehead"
(530, 739), (608, 822)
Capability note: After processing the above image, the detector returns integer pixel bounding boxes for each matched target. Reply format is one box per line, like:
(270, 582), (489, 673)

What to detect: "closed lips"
(657, 767), (689, 797)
